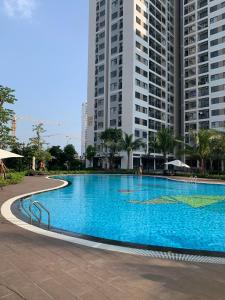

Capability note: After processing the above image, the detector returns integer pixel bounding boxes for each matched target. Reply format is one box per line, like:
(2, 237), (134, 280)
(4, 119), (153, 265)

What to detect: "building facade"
(86, 0), (180, 169)
(182, 0), (225, 143)
(81, 101), (88, 157)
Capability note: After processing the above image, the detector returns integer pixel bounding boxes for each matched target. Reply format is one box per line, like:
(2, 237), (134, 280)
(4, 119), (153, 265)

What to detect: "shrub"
(25, 170), (48, 176)
(0, 172), (25, 187)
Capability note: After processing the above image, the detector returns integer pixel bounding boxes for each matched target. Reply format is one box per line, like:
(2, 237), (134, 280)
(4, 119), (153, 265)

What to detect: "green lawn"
(0, 172), (25, 187)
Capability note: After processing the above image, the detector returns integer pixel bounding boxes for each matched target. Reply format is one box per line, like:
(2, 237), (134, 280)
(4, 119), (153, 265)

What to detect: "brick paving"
(0, 176), (225, 300)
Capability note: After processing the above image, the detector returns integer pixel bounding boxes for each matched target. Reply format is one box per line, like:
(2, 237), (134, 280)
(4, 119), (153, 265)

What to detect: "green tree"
(63, 144), (78, 170)
(120, 133), (145, 169)
(85, 145), (96, 167)
(29, 123), (51, 170)
(100, 128), (123, 169)
(209, 132), (225, 172)
(48, 145), (65, 170)
(29, 123), (46, 151)
(36, 149), (52, 170)
(185, 129), (213, 173)
(0, 86), (17, 149)
(5, 142), (39, 171)
(149, 128), (176, 170)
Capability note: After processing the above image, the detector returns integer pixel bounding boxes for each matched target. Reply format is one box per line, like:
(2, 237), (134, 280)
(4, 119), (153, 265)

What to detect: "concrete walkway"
(0, 176), (225, 300)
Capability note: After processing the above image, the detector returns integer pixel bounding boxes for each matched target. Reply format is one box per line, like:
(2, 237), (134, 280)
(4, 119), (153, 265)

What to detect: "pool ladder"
(20, 199), (51, 229)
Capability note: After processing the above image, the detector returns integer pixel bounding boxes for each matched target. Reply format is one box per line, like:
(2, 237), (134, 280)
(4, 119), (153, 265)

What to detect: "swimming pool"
(21, 175), (225, 253)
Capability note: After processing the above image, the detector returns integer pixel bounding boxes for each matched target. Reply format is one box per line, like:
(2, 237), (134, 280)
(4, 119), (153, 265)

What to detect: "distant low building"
(81, 101), (88, 157)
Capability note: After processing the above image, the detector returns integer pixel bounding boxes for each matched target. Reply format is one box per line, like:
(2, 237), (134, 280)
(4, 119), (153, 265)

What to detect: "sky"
(0, 0), (89, 154)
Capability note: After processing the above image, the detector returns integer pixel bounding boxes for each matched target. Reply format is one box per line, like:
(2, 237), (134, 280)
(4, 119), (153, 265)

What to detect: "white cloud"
(3, 0), (36, 19)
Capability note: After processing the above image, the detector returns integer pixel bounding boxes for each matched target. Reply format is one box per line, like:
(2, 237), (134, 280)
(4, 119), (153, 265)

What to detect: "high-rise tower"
(86, 0), (180, 169)
(182, 0), (225, 143)
(81, 101), (88, 156)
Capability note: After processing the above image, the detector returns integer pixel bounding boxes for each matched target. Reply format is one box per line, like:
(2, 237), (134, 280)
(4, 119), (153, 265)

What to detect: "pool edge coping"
(2, 175), (225, 265)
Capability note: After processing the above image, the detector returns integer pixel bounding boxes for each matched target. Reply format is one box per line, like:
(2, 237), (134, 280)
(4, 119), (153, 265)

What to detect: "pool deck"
(166, 175), (225, 184)
(1, 176), (225, 300)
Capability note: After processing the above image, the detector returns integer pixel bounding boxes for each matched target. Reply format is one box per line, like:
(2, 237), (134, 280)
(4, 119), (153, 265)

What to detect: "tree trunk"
(109, 157), (112, 169)
(221, 160), (224, 173)
(0, 160), (6, 179)
(210, 159), (213, 172)
(127, 151), (130, 169)
(164, 154), (168, 171)
(197, 160), (200, 169)
(153, 157), (156, 171)
(201, 158), (205, 174)
(109, 153), (114, 169)
(32, 156), (36, 171)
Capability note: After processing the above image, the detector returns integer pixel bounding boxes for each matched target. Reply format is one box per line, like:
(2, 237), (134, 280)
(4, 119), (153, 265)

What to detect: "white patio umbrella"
(165, 160), (190, 168)
(0, 149), (23, 159)
(0, 149), (23, 179)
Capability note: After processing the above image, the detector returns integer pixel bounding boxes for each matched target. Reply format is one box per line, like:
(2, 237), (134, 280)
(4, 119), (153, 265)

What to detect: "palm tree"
(150, 128), (176, 170)
(209, 131), (225, 172)
(120, 133), (145, 169)
(100, 128), (123, 169)
(85, 145), (96, 167)
(184, 129), (213, 173)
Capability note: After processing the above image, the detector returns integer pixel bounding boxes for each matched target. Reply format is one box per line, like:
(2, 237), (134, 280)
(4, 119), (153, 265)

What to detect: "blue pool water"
(22, 175), (225, 252)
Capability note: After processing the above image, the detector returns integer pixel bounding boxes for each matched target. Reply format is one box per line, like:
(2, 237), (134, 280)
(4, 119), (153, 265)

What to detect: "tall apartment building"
(81, 101), (88, 157)
(87, 0), (180, 169)
(182, 0), (225, 143)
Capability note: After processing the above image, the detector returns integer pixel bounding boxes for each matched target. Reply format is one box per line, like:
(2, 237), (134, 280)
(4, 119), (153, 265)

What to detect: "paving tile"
(79, 288), (111, 300)
(0, 270), (31, 291)
(67, 268), (135, 300)
(46, 268), (91, 297)
(0, 285), (13, 298)
(5, 254), (43, 274)
(18, 284), (54, 300)
(0, 259), (14, 275)
(85, 264), (118, 282)
(0, 294), (23, 300)
(38, 278), (79, 300)
(0, 246), (15, 258)
(26, 269), (52, 284)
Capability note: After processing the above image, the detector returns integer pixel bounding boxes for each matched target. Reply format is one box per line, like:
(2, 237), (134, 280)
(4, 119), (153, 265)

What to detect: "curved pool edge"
(2, 174), (225, 264)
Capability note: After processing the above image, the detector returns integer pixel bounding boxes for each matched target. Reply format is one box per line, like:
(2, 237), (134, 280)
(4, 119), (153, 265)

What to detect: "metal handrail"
(20, 198), (51, 229)
(29, 202), (42, 226)
(20, 198), (33, 222)
(31, 201), (51, 229)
